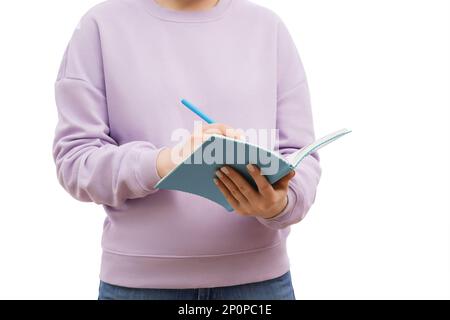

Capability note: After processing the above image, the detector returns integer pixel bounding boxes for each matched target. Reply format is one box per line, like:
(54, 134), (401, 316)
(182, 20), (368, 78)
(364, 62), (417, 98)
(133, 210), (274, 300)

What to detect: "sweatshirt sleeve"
(53, 13), (163, 208)
(256, 20), (322, 229)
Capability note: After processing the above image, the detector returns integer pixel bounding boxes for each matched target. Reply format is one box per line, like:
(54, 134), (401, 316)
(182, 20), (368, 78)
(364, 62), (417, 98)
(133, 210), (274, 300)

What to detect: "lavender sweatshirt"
(53, 0), (321, 289)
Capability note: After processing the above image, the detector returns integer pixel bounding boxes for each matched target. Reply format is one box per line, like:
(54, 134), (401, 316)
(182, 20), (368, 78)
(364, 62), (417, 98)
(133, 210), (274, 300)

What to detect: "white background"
(0, 0), (448, 300)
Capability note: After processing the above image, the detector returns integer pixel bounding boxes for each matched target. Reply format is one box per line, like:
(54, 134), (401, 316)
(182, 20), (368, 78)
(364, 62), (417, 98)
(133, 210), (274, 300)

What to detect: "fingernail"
(215, 171), (223, 178)
(246, 164), (255, 172)
(213, 178), (219, 185)
(220, 167), (229, 174)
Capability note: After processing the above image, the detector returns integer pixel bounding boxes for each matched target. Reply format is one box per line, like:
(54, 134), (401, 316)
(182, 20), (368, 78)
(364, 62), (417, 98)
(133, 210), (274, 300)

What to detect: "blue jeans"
(98, 271), (295, 300)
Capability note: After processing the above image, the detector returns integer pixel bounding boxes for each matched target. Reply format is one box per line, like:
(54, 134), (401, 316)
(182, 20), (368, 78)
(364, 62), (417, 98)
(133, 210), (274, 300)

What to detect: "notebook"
(155, 128), (351, 211)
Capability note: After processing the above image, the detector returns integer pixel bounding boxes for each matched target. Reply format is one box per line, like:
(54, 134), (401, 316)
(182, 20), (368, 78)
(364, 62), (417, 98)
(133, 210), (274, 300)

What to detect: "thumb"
(275, 170), (295, 190)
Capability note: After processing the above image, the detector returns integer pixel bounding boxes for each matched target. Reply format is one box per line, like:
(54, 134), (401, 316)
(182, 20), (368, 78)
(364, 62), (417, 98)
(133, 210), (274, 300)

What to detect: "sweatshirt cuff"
(134, 146), (165, 193)
(256, 186), (298, 229)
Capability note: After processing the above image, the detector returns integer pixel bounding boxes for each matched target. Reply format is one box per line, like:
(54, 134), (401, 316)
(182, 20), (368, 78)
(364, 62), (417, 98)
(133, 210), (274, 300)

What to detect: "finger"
(202, 129), (222, 142)
(246, 164), (274, 196)
(192, 128), (220, 143)
(213, 177), (241, 210)
(203, 123), (233, 137)
(225, 128), (246, 140)
(203, 123), (245, 141)
(215, 169), (250, 205)
(203, 128), (223, 136)
(274, 170), (296, 190)
(219, 166), (259, 202)
(184, 134), (205, 156)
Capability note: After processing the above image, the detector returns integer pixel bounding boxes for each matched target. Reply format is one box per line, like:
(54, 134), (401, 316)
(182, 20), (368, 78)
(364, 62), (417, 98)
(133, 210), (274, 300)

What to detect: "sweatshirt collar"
(142, 0), (234, 23)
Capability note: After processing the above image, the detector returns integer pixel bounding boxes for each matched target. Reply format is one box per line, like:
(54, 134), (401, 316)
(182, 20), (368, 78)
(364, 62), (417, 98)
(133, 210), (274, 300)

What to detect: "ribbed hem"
(100, 241), (290, 289)
(134, 146), (165, 193)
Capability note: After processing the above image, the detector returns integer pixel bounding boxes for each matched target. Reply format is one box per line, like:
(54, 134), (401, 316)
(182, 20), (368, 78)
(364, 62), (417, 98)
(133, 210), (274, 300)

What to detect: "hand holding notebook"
(155, 100), (351, 211)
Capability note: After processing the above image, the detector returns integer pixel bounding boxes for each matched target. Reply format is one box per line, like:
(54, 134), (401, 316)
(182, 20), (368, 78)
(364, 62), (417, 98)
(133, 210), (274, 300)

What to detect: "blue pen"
(181, 99), (216, 124)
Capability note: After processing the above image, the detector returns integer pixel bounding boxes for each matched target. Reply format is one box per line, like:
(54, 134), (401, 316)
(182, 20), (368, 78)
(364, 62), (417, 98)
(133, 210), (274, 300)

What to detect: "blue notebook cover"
(155, 129), (351, 211)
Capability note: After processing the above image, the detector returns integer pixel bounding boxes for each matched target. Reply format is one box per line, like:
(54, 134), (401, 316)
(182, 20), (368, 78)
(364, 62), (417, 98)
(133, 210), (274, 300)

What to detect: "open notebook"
(155, 128), (351, 211)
